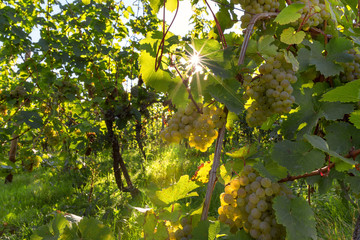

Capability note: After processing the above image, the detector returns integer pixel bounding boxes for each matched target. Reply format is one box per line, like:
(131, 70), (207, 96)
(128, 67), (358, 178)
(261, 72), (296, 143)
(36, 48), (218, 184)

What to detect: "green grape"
(218, 165), (290, 239)
(161, 102), (225, 152)
(261, 178), (272, 188)
(243, 52), (297, 127)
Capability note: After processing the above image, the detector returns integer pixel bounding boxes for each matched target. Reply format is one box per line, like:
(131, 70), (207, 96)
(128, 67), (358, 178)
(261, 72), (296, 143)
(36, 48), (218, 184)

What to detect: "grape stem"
(238, 12), (278, 66)
(278, 149), (360, 183)
(201, 107), (228, 221)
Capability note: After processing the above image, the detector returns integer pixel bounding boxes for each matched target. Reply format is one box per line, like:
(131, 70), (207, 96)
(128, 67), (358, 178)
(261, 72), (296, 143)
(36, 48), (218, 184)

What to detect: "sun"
(190, 53), (201, 67)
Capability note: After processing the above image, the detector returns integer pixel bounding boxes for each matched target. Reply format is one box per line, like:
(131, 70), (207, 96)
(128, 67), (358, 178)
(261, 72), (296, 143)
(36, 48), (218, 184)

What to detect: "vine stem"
(201, 108), (228, 221)
(238, 12), (278, 66)
(278, 149), (360, 183)
(173, 64), (202, 113)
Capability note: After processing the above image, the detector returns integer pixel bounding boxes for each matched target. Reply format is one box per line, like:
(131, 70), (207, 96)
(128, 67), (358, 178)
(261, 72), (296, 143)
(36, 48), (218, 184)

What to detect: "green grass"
(313, 193), (359, 240)
(0, 169), (76, 239)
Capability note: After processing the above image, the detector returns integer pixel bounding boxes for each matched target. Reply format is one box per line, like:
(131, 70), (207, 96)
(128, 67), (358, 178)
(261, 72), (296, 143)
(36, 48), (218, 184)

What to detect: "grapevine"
(218, 165), (292, 239)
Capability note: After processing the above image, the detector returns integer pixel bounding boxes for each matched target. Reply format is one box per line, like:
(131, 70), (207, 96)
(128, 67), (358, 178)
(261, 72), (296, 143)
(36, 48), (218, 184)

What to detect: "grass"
(314, 192), (359, 240)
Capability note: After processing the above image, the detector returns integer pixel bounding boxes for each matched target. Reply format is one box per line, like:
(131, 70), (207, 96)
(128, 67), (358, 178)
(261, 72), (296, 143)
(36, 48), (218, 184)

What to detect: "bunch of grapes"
(218, 165), (292, 239)
(167, 216), (193, 240)
(160, 102), (226, 152)
(292, 0), (330, 30)
(235, 0), (280, 29)
(340, 49), (360, 82)
(243, 53), (297, 127)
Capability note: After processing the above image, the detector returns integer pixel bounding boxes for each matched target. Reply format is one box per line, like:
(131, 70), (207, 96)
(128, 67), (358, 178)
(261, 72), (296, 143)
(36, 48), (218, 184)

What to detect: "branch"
(173, 65), (202, 113)
(201, 107), (228, 220)
(238, 12), (278, 65)
(278, 149), (360, 183)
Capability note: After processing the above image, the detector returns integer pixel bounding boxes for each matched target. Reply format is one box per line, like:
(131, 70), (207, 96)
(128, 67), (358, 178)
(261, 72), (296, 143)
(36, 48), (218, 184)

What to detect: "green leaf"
(326, 37), (354, 63)
(325, 122), (360, 156)
(82, 0), (91, 4)
(216, 7), (233, 30)
(16, 111), (43, 129)
(303, 134), (329, 152)
(350, 110), (360, 129)
(341, 0), (358, 15)
(154, 221), (169, 239)
(253, 160), (288, 181)
(207, 79), (244, 114)
(258, 35), (278, 57)
(77, 217), (114, 240)
(165, 0), (178, 12)
(303, 134), (354, 165)
(274, 3), (305, 25)
(31, 214), (70, 240)
(345, 175), (360, 195)
(298, 40), (345, 77)
(143, 212), (157, 239)
(283, 50), (299, 71)
(280, 28), (305, 45)
(272, 140), (324, 175)
(149, 0), (162, 14)
(139, 51), (173, 93)
(321, 102), (354, 120)
(321, 79), (360, 102)
(149, 175), (200, 207)
(226, 144), (257, 159)
(192, 220), (210, 240)
(273, 196), (317, 240)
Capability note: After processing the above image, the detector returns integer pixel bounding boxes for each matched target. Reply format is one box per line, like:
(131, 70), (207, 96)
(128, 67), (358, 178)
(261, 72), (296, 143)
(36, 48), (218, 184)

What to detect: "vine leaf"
(273, 196), (317, 240)
(207, 79), (244, 114)
(325, 122), (360, 156)
(350, 110), (360, 129)
(298, 39), (353, 77)
(168, 77), (188, 108)
(253, 160), (288, 181)
(226, 144), (257, 159)
(139, 51), (173, 92)
(258, 35), (278, 57)
(146, 175), (200, 207)
(321, 79), (360, 102)
(283, 50), (299, 71)
(31, 214), (69, 240)
(280, 27), (305, 45)
(77, 218), (115, 240)
(274, 3), (305, 25)
(143, 211), (157, 239)
(282, 88), (354, 138)
(271, 140), (324, 175)
(303, 134), (354, 165)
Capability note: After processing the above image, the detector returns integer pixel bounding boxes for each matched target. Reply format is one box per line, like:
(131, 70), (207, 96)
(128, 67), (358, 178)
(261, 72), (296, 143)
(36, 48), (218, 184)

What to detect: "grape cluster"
(243, 53), (297, 127)
(292, 0), (330, 30)
(235, 0), (280, 29)
(340, 49), (360, 82)
(218, 165), (292, 239)
(160, 102), (226, 152)
(168, 216), (193, 240)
